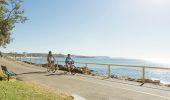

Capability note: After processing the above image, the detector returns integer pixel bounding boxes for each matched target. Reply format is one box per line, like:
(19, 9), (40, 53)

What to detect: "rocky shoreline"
(22, 61), (170, 87)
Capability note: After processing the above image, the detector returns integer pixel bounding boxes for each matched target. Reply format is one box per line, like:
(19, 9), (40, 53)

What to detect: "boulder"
(127, 78), (135, 81)
(23, 61), (35, 65)
(118, 76), (130, 80)
(82, 67), (91, 74)
(111, 75), (118, 79)
(136, 79), (160, 84)
(55, 64), (91, 74)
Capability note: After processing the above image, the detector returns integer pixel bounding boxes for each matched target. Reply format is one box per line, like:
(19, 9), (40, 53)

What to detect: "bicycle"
(64, 62), (76, 75)
(47, 61), (58, 73)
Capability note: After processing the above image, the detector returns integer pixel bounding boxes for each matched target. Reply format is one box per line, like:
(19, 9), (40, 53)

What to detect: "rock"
(23, 61), (35, 65)
(111, 75), (118, 79)
(136, 79), (142, 82)
(136, 79), (160, 84)
(145, 79), (160, 84)
(118, 76), (130, 80)
(56, 65), (67, 71)
(82, 67), (91, 74)
(127, 78), (135, 81)
(150, 80), (160, 84)
(54, 65), (91, 74)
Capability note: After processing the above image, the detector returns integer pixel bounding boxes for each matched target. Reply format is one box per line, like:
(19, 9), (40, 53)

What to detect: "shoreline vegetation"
(21, 60), (170, 87)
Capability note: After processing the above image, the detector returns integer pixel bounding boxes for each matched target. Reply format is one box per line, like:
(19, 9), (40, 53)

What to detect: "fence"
(12, 56), (170, 84)
(56, 61), (170, 84)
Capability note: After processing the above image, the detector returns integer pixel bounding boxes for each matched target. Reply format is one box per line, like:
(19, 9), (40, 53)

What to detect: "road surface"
(0, 58), (170, 100)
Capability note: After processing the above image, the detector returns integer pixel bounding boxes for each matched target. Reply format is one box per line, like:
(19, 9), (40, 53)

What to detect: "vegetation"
(0, 81), (73, 100)
(0, 0), (27, 47)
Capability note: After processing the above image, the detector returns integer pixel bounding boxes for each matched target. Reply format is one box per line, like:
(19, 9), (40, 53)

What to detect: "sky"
(1, 0), (170, 59)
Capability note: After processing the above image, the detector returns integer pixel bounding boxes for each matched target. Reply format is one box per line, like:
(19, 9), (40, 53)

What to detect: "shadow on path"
(17, 71), (47, 75)
(45, 72), (67, 76)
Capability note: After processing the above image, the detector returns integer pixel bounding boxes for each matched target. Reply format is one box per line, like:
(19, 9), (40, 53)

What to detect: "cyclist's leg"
(64, 63), (69, 74)
(67, 63), (71, 72)
(48, 60), (51, 67)
(51, 61), (56, 73)
(66, 63), (68, 71)
(49, 60), (53, 71)
(70, 64), (76, 75)
(47, 60), (51, 72)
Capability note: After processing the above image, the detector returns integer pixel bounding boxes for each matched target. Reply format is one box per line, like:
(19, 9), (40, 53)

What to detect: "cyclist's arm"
(52, 55), (56, 62)
(65, 57), (68, 64)
(70, 58), (74, 63)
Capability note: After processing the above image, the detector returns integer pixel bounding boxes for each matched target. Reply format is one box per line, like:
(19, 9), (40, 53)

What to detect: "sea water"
(19, 57), (170, 84)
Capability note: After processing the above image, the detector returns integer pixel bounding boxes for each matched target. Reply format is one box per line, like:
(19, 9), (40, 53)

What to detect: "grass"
(0, 81), (73, 100)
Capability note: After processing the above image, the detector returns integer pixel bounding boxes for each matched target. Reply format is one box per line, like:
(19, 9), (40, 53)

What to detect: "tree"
(0, 0), (27, 48)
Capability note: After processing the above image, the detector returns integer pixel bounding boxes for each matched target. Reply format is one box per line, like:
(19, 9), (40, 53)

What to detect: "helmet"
(49, 51), (52, 54)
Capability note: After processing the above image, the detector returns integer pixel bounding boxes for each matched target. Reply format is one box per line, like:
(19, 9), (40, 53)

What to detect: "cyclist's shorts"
(48, 60), (54, 64)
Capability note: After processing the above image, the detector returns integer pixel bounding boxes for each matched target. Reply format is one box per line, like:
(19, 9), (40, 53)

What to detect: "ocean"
(18, 57), (170, 84)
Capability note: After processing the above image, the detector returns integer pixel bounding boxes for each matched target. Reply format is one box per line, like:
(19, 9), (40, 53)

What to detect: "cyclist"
(65, 54), (74, 66)
(47, 51), (55, 67)
(64, 54), (76, 75)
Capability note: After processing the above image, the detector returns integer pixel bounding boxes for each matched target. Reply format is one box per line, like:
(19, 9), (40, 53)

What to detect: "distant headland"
(1, 52), (110, 58)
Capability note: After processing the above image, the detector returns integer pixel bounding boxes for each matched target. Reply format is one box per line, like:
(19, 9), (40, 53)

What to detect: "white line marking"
(72, 94), (86, 100)
(69, 76), (170, 99)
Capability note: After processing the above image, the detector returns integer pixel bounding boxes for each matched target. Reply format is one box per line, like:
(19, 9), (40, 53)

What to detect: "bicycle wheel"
(51, 65), (57, 73)
(71, 65), (76, 75)
(47, 65), (50, 72)
(63, 65), (68, 74)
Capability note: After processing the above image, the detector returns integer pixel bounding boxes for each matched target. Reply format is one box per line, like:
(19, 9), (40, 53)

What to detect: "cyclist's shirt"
(47, 54), (54, 64)
(65, 57), (74, 64)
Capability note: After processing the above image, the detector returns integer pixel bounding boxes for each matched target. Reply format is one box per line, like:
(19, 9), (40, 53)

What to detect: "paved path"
(0, 58), (170, 100)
